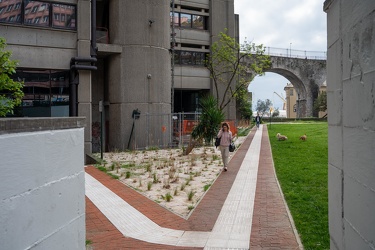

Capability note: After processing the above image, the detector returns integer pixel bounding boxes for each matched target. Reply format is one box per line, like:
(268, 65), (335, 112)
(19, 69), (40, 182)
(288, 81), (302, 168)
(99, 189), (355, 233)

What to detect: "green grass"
(268, 122), (329, 250)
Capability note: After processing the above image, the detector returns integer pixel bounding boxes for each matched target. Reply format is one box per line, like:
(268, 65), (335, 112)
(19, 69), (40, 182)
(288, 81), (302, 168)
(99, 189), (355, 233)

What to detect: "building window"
(180, 13), (191, 28)
(0, 0), (75, 30)
(290, 89), (294, 96)
(11, 69), (70, 117)
(192, 15), (203, 29)
(31, 6), (38, 13)
(52, 3), (76, 29)
(6, 4), (13, 12)
(174, 51), (207, 66)
(171, 11), (207, 30)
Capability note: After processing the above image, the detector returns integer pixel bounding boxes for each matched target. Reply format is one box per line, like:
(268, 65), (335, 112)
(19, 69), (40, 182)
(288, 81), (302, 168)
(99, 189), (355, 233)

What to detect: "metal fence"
(131, 112), (201, 150)
(131, 112), (238, 150)
(263, 46), (327, 60)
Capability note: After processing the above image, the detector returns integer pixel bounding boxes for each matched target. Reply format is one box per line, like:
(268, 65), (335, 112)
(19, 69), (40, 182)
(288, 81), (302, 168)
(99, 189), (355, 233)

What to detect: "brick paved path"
(85, 125), (301, 249)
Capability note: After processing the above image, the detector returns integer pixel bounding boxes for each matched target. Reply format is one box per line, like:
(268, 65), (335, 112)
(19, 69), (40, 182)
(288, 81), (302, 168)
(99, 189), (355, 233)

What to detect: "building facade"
(0, 0), (238, 155)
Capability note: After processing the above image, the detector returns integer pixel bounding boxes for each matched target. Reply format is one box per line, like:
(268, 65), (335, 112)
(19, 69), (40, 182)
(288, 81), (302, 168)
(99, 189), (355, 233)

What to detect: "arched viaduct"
(245, 54), (327, 117)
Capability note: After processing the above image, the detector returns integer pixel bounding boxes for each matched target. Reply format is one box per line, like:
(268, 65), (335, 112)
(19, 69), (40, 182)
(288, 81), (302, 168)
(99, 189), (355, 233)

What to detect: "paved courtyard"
(85, 125), (302, 249)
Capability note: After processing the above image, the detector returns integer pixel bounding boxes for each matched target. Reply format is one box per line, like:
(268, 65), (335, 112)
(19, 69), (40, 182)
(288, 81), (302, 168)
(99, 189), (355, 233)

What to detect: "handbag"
(229, 142), (235, 152)
(215, 137), (221, 147)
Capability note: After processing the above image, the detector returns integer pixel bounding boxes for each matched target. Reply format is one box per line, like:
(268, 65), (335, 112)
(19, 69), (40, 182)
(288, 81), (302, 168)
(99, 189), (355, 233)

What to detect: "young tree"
(0, 38), (24, 117)
(256, 99), (273, 117)
(206, 31), (271, 111)
(184, 95), (224, 155)
(314, 91), (327, 113)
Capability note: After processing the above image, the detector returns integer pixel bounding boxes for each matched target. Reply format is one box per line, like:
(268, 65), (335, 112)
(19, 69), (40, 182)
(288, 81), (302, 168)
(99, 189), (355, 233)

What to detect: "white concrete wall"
(0, 128), (85, 250)
(324, 0), (375, 249)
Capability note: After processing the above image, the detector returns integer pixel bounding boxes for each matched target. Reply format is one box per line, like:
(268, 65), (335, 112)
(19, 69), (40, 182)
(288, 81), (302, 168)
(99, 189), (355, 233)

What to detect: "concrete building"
(0, 0), (238, 155)
(324, 0), (375, 249)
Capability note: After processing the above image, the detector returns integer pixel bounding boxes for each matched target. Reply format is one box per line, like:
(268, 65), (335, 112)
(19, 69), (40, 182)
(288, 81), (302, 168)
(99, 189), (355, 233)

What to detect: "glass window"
(181, 51), (192, 65)
(31, 6), (38, 13)
(24, 1), (50, 27)
(11, 69), (70, 117)
(0, 0), (21, 23)
(180, 13), (191, 28)
(173, 51), (180, 65)
(6, 4), (13, 12)
(192, 15), (203, 29)
(170, 11), (179, 26)
(193, 52), (205, 65)
(52, 3), (76, 29)
(290, 89), (294, 96)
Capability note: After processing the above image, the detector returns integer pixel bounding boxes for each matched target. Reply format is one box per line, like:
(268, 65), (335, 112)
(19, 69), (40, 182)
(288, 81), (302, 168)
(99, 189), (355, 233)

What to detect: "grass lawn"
(267, 122), (329, 250)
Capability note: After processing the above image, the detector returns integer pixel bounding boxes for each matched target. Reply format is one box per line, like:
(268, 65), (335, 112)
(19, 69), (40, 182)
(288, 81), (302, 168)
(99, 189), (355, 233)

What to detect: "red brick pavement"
(250, 126), (301, 250)
(85, 125), (301, 249)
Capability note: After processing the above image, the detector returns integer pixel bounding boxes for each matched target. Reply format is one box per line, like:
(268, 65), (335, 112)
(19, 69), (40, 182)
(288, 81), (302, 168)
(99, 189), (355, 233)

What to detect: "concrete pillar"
(107, 0), (171, 150)
(324, 0), (375, 249)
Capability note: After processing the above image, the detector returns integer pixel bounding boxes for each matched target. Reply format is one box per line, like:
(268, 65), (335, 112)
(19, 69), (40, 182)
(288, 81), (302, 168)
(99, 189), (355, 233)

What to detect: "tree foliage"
(205, 31), (271, 111)
(236, 85), (252, 120)
(256, 99), (273, 117)
(314, 91), (327, 113)
(0, 38), (24, 117)
(184, 95), (224, 155)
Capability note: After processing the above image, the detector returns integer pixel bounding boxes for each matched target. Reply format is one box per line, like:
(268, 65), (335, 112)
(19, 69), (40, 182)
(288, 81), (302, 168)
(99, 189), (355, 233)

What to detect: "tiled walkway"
(85, 125), (302, 250)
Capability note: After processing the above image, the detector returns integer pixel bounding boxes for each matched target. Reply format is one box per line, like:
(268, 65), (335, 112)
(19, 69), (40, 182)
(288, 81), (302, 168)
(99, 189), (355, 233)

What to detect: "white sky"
(234, 0), (327, 110)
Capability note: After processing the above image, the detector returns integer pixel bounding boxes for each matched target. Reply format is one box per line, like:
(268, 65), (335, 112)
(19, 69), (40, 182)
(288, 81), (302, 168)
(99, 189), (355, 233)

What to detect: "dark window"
(11, 69), (70, 117)
(180, 51), (192, 65)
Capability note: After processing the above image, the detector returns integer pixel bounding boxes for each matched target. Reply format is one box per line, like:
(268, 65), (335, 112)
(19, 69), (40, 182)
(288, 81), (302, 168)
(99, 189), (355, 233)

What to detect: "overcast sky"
(234, 0), (327, 111)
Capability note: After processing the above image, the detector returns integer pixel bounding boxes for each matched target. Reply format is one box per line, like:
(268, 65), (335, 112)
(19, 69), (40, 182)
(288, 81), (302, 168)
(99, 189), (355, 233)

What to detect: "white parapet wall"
(0, 118), (86, 250)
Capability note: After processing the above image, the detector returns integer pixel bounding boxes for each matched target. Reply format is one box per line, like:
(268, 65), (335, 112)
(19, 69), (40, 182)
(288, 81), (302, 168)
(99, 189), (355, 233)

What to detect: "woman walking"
(217, 122), (233, 171)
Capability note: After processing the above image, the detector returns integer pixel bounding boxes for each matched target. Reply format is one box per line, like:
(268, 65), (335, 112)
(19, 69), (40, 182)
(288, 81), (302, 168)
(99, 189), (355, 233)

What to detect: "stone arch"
(243, 55), (326, 117)
(265, 68), (308, 117)
(268, 56), (326, 117)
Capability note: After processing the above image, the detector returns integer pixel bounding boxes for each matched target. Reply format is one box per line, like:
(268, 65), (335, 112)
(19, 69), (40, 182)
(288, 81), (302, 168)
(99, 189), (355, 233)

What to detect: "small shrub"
(203, 184), (211, 191)
(187, 190), (195, 201)
(165, 192), (173, 202)
(174, 187), (179, 196)
(125, 171), (131, 179)
(108, 173), (119, 179)
(147, 181), (153, 191)
(180, 183), (186, 191)
(153, 173), (159, 183)
(97, 166), (107, 173)
(187, 205), (194, 211)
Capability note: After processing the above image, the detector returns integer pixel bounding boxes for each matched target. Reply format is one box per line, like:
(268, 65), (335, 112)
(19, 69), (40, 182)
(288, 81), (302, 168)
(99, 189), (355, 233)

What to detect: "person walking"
(217, 122), (233, 172)
(255, 113), (261, 129)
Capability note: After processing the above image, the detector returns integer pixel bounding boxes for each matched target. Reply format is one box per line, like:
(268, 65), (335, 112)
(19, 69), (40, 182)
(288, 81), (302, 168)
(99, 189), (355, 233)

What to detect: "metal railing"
(131, 112), (201, 150)
(263, 46), (327, 60)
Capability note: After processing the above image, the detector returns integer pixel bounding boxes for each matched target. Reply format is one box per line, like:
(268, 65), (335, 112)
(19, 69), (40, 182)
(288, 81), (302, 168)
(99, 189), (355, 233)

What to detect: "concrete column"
(107, 0), (171, 150)
(324, 0), (375, 249)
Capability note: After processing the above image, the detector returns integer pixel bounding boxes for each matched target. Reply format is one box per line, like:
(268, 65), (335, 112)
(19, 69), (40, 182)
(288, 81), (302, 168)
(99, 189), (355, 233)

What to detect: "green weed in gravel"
(268, 122), (328, 250)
